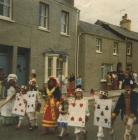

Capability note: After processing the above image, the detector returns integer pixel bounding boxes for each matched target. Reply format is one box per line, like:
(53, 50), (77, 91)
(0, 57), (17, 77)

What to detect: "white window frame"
(0, 0), (12, 20)
(39, 2), (49, 29)
(61, 11), (69, 35)
(44, 54), (68, 83)
(96, 38), (102, 53)
(126, 42), (132, 56)
(113, 42), (118, 55)
(101, 64), (113, 81)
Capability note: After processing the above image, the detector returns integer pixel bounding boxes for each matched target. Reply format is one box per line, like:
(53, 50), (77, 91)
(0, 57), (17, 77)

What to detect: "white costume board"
(26, 91), (37, 113)
(68, 99), (86, 127)
(94, 99), (112, 128)
(12, 93), (26, 116)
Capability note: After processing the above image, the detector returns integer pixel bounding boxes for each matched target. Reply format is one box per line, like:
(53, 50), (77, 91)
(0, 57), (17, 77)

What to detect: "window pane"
(39, 3), (49, 28)
(61, 11), (69, 34)
(48, 57), (53, 77)
(0, 3), (3, 15)
(0, 0), (10, 17)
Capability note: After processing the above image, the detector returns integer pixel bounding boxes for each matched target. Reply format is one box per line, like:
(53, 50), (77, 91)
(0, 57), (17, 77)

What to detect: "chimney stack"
(120, 14), (131, 30)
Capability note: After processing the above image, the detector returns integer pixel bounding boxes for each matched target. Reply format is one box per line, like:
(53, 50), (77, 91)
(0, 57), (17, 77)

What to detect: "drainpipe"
(75, 9), (80, 87)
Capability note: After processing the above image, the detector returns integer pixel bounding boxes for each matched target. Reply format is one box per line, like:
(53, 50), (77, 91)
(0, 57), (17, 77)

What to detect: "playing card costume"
(42, 77), (61, 129)
(12, 85), (27, 128)
(68, 88), (89, 140)
(26, 79), (39, 130)
(112, 80), (138, 140)
(94, 91), (113, 140)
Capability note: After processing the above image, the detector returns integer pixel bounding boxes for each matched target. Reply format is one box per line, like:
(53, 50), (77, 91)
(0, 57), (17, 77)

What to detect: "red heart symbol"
(80, 103), (83, 108)
(79, 117), (82, 121)
(72, 103), (76, 107)
(71, 117), (74, 121)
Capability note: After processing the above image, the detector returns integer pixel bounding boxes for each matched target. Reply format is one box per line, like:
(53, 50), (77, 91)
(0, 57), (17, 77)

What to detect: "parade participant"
(112, 80), (138, 140)
(67, 73), (75, 97)
(57, 97), (69, 138)
(26, 79), (40, 130)
(96, 90), (108, 140)
(0, 74), (18, 125)
(42, 77), (61, 134)
(12, 85), (27, 129)
(72, 88), (90, 140)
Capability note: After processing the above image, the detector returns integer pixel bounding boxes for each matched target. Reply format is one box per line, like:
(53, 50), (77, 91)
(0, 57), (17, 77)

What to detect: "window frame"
(0, 0), (12, 19)
(126, 42), (132, 56)
(101, 64), (113, 81)
(96, 38), (102, 53)
(39, 2), (49, 29)
(113, 42), (118, 55)
(61, 10), (69, 35)
(44, 54), (68, 83)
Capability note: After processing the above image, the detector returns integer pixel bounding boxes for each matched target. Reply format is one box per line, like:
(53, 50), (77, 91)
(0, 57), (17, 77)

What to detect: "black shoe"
(33, 125), (38, 129)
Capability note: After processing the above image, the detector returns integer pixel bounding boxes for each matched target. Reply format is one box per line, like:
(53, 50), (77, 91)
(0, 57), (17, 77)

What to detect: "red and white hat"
(75, 88), (83, 92)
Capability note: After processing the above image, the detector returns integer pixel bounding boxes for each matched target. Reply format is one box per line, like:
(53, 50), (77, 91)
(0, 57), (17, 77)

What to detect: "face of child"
(124, 85), (132, 94)
(76, 91), (82, 99)
(21, 89), (26, 94)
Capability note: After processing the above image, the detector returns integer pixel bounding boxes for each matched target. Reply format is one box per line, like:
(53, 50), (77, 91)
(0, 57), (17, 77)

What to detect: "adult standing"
(112, 80), (138, 140)
(0, 74), (18, 124)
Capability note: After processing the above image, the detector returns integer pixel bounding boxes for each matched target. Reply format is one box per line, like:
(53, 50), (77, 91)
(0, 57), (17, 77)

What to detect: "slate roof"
(79, 21), (122, 41)
(96, 20), (138, 41)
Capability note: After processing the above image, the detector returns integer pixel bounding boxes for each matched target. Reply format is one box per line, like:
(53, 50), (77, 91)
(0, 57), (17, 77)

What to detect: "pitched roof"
(96, 20), (138, 41)
(79, 21), (122, 41)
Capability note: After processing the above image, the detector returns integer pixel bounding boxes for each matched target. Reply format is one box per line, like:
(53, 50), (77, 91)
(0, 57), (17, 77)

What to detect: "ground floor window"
(44, 54), (68, 83)
(101, 64), (113, 81)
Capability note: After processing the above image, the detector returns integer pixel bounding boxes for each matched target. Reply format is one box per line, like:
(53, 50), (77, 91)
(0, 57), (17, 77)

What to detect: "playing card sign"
(94, 99), (112, 128)
(12, 93), (26, 116)
(68, 99), (87, 127)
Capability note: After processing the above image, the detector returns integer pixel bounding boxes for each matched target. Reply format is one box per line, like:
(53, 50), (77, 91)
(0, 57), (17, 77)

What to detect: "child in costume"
(26, 79), (39, 130)
(42, 77), (61, 134)
(12, 85), (27, 129)
(96, 91), (108, 140)
(72, 88), (90, 140)
(57, 97), (69, 138)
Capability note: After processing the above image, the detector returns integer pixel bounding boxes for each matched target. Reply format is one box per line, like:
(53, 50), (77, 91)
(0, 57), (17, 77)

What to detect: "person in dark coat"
(112, 80), (138, 140)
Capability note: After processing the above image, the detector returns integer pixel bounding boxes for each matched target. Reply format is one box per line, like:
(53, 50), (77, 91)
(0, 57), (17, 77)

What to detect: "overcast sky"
(75, 0), (138, 32)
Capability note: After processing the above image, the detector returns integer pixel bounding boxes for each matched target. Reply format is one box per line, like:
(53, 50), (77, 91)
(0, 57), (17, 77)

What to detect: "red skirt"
(42, 103), (59, 128)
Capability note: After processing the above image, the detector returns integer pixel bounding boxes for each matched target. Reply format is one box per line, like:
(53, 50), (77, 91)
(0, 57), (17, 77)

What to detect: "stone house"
(78, 14), (138, 91)
(0, 0), (78, 86)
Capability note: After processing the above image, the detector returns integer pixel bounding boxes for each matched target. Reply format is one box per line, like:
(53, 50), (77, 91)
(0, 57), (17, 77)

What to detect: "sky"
(74, 0), (138, 32)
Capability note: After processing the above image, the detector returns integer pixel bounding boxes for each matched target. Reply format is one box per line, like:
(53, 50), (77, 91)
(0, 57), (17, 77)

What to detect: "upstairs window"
(39, 2), (49, 29)
(113, 42), (118, 55)
(0, 0), (11, 18)
(126, 42), (132, 56)
(96, 38), (102, 53)
(61, 11), (69, 35)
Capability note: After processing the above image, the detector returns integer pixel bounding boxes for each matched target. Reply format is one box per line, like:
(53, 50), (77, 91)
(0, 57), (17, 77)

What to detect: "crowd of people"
(106, 70), (138, 91)
(0, 70), (138, 140)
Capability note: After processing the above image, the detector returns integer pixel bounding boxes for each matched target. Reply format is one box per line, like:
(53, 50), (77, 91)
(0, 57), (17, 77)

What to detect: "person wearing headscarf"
(0, 74), (18, 124)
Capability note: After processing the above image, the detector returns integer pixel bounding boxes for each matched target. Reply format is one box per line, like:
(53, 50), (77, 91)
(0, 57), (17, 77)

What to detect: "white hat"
(75, 88), (83, 92)
(7, 74), (17, 82)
